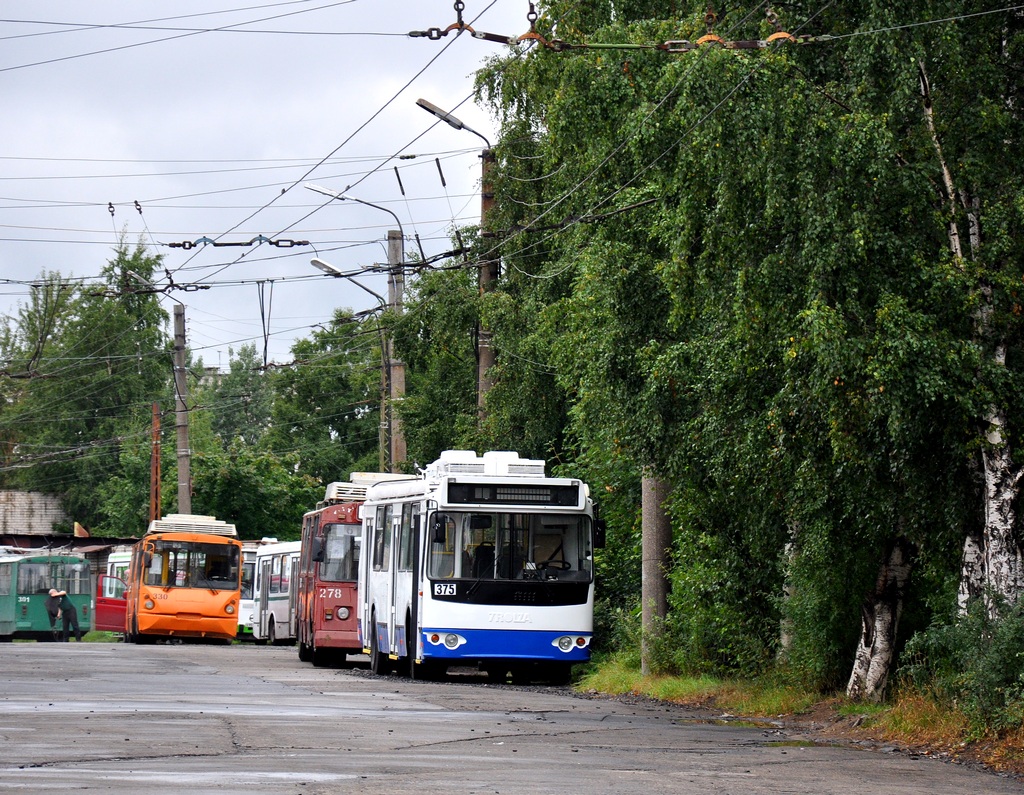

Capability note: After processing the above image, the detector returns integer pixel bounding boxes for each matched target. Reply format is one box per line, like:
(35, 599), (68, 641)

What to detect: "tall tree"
(0, 243), (169, 530)
(474, 1), (1022, 695)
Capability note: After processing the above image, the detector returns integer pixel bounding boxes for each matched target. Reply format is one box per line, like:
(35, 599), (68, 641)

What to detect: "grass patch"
(869, 692), (970, 746)
(576, 654), (818, 716)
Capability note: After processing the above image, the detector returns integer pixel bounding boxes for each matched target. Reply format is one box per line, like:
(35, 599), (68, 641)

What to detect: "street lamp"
(310, 258), (395, 473)
(416, 98), (496, 417)
(416, 98), (491, 148)
(127, 270), (190, 516)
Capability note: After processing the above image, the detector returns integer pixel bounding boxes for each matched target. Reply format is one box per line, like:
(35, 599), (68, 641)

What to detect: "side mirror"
(594, 519), (607, 549)
(431, 519), (447, 545)
(312, 537), (325, 563)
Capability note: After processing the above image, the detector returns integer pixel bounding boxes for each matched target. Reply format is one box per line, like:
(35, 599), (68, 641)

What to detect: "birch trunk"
(981, 400), (1023, 614)
(846, 539), (912, 702)
(919, 62), (1023, 615)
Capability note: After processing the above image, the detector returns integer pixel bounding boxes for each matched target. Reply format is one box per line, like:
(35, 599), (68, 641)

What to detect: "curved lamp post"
(309, 258), (395, 473)
(416, 98), (496, 418)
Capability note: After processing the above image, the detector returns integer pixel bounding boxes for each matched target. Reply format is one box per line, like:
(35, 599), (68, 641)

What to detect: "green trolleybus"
(0, 552), (92, 641)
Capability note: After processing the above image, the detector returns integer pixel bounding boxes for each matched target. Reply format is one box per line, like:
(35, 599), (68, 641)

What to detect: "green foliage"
(900, 599), (1024, 736)
(264, 309), (382, 481)
(0, 242), (169, 531)
(206, 343), (273, 447)
(470, 0), (1024, 692)
(190, 441), (320, 541)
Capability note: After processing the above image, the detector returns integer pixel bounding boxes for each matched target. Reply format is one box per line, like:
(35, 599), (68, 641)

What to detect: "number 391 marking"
(434, 583), (456, 596)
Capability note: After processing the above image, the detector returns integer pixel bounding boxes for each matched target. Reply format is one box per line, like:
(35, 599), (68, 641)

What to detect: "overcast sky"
(0, 1), (529, 369)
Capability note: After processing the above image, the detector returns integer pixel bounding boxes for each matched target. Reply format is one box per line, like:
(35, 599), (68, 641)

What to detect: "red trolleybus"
(123, 514), (243, 643)
(296, 482), (367, 666)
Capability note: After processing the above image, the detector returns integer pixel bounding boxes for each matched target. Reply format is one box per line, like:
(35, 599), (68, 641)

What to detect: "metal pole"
(173, 304), (191, 515)
(387, 229), (406, 471)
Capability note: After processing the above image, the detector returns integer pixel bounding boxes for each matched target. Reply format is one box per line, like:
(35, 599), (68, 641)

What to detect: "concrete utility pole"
(641, 472), (671, 676)
(477, 147), (497, 414)
(304, 183), (408, 474)
(173, 304), (191, 514)
(387, 229), (407, 470)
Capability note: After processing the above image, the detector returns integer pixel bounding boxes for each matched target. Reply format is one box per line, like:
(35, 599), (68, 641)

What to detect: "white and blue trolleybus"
(359, 450), (604, 684)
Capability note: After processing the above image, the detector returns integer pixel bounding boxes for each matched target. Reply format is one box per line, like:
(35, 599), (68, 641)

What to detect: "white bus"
(238, 542), (259, 639)
(253, 540), (301, 645)
(358, 450), (604, 684)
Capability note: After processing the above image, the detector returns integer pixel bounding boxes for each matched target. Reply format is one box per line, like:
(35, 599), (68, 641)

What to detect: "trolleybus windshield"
(144, 541), (240, 589)
(319, 523), (360, 581)
(17, 560), (91, 595)
(428, 511), (593, 582)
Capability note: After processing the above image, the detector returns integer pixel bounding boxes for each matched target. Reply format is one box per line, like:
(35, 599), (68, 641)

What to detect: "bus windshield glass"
(145, 541), (240, 589)
(241, 559), (255, 600)
(16, 561), (91, 595)
(319, 523), (360, 581)
(427, 512), (593, 582)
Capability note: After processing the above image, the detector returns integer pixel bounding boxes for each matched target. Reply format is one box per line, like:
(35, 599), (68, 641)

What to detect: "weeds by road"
(577, 657), (1024, 781)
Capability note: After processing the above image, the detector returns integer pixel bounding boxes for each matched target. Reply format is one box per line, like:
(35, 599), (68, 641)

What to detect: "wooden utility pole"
(173, 304), (191, 514)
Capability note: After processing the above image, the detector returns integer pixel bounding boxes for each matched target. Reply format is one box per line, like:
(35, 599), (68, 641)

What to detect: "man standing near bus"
(47, 588), (83, 641)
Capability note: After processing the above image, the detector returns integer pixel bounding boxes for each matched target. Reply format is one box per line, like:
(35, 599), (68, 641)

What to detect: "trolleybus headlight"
(427, 632), (466, 649)
(337, 607), (350, 620)
(225, 604), (235, 614)
(144, 599), (155, 610)
(553, 635), (590, 652)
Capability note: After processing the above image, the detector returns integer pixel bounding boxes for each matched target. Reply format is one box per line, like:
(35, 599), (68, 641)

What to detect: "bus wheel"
(369, 619), (391, 676)
(311, 642), (331, 668)
(298, 638), (312, 663)
(545, 663), (573, 686)
(268, 619), (277, 646)
(484, 665), (510, 684)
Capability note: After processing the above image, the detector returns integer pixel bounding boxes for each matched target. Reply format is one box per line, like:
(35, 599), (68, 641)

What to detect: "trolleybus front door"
(94, 574), (127, 633)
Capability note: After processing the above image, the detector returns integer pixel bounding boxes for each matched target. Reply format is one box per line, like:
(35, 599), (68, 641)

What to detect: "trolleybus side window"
(0, 562), (10, 595)
(372, 505), (392, 572)
(398, 503), (414, 572)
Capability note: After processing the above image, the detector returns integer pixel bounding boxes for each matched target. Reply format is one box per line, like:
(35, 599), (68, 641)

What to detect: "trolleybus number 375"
(434, 583), (456, 596)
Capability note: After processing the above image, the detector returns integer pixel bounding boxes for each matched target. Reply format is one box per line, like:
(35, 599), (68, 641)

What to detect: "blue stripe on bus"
(420, 627), (591, 661)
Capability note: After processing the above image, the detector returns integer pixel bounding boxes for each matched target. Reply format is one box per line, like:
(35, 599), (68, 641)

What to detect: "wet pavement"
(1, 643), (1020, 794)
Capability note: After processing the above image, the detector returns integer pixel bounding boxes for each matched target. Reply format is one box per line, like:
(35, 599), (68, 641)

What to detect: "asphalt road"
(0, 642), (1020, 794)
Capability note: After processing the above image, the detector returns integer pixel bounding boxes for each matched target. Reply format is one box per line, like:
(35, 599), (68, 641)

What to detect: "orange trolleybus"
(122, 514), (243, 643)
